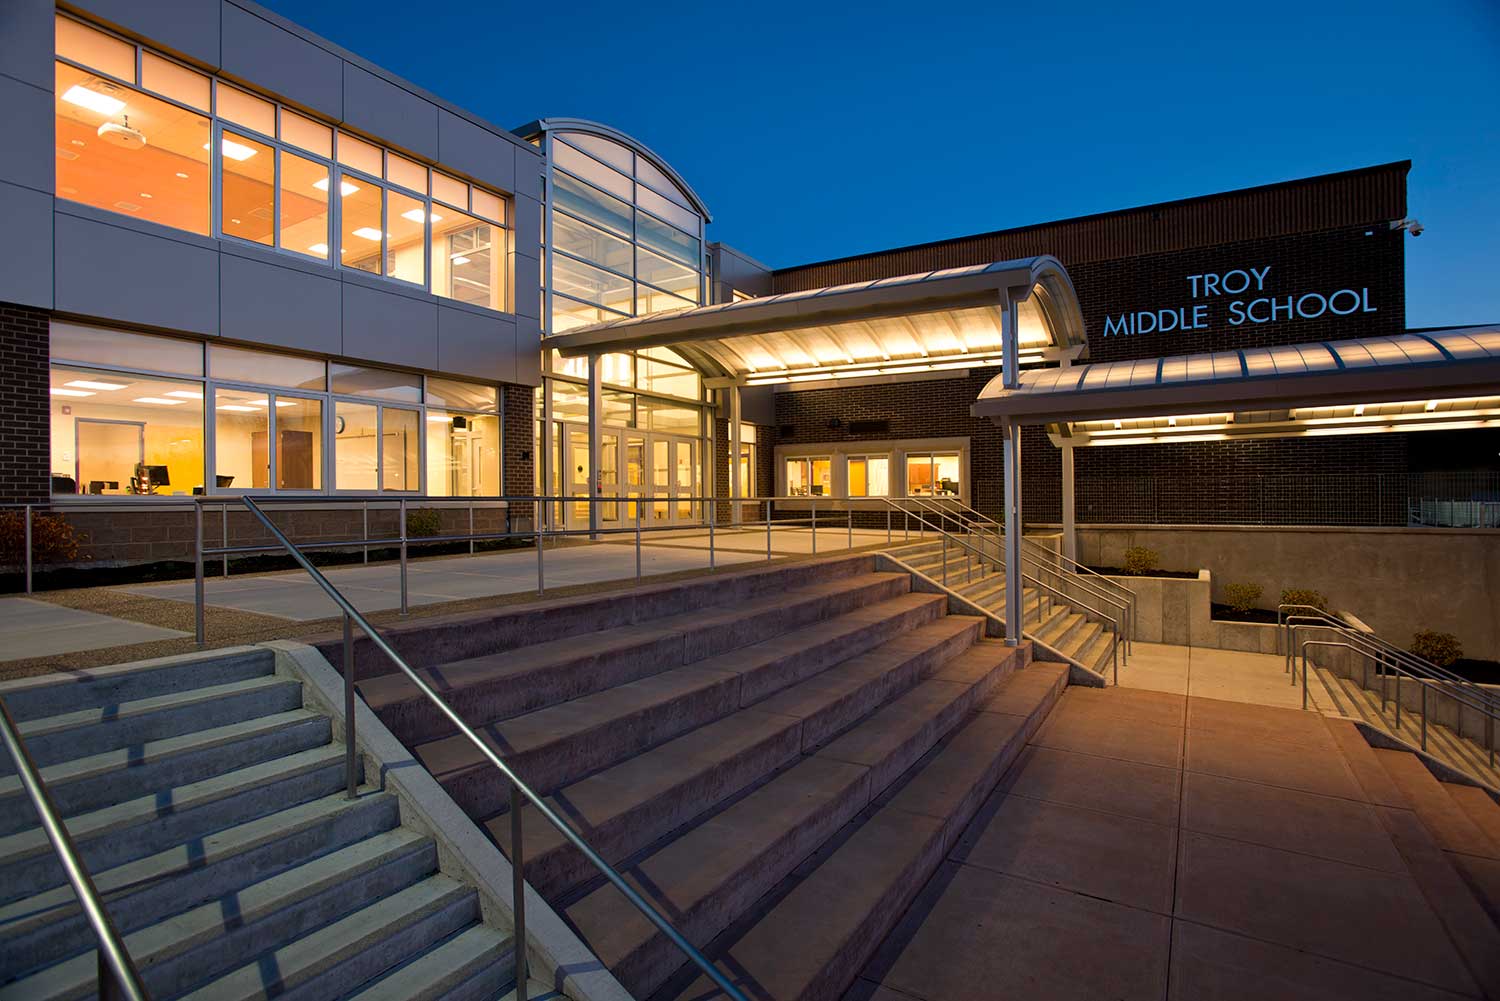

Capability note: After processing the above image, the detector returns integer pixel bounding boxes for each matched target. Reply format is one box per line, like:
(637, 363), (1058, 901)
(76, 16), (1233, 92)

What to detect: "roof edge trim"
(515, 117), (712, 222)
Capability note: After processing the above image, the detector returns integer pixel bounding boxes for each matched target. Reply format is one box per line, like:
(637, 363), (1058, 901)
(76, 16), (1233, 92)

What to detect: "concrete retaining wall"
(1101, 569), (1281, 653)
(1065, 524), (1500, 660)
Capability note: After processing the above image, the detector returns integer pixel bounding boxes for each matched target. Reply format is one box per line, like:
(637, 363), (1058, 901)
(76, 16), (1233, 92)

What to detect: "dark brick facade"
(0, 303), (51, 504)
(502, 382), (536, 526)
(756, 164), (1434, 527)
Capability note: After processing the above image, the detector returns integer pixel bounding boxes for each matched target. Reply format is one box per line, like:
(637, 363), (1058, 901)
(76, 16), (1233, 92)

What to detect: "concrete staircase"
(1311, 666), (1500, 791)
(0, 648), (515, 1001)
(354, 553), (1069, 1000)
(887, 538), (1120, 678)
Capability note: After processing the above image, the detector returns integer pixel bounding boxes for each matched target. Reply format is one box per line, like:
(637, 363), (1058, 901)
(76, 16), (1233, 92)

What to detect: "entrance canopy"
(547, 257), (1086, 385)
(973, 327), (1500, 432)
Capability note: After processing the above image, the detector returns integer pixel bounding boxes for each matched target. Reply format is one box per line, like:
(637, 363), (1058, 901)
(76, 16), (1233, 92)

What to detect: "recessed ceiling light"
(352, 227), (382, 241)
(217, 404), (257, 412)
(65, 379), (128, 391)
(165, 390), (203, 399)
(308, 243), (328, 254)
(452, 255), (471, 266)
(175, 172), (189, 179)
(70, 139), (86, 147)
(134, 397), (186, 405)
(231, 218), (242, 225)
(272, 400), (297, 407)
(313, 178), (360, 196)
(51, 387), (95, 398)
(139, 192), (153, 199)
(61, 85), (126, 116)
(401, 208), (442, 223)
(204, 138), (258, 161)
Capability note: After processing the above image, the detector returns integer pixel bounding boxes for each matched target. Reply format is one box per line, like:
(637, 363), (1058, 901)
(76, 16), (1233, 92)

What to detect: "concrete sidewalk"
(851, 686), (1487, 1000)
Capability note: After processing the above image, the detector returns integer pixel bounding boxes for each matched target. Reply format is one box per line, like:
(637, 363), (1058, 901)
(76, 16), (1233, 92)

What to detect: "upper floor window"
(54, 14), (511, 313)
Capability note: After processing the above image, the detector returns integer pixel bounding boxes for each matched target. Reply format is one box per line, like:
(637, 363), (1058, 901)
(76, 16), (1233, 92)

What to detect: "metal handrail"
(1280, 604), (1499, 715)
(0, 699), (150, 1000)
(235, 497), (749, 1001)
(878, 500), (1126, 680)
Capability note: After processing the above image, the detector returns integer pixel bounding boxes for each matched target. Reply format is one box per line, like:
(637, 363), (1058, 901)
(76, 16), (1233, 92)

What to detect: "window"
(55, 14), (512, 310)
(50, 365), (205, 496)
(736, 424), (757, 498)
(906, 452), (961, 497)
(331, 364), (420, 403)
(848, 455), (890, 497)
(331, 401), (421, 491)
(786, 457), (831, 497)
(425, 411), (499, 497)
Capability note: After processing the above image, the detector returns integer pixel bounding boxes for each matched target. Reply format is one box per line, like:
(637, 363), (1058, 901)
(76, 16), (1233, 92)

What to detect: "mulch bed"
(1088, 566), (1200, 580)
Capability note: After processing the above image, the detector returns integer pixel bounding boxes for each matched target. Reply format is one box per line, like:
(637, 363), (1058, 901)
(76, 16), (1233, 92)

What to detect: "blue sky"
(262, 0), (1499, 327)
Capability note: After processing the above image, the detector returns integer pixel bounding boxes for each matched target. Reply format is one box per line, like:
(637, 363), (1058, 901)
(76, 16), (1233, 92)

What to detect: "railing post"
(1395, 672), (1402, 731)
(1420, 682), (1427, 750)
(941, 532), (948, 587)
(847, 505), (853, 551)
(194, 503), (205, 647)
(766, 502), (772, 562)
(635, 503), (643, 582)
(362, 501), (369, 564)
(343, 613), (357, 799)
(469, 499), (476, 557)
(221, 504), (229, 579)
(512, 783), (528, 1001)
(886, 506), (892, 544)
(811, 499), (816, 554)
(1302, 648), (1308, 710)
(709, 498), (716, 571)
(536, 528), (544, 596)
(399, 498), (409, 616)
(23, 505), (32, 596)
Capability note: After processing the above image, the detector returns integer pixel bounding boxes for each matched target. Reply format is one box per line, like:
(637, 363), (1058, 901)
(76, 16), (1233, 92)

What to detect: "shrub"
(1122, 546), (1159, 576)
(1411, 630), (1462, 667)
(406, 508), (441, 538)
(1279, 587), (1327, 612)
(0, 511), (87, 567)
(1223, 582), (1263, 613)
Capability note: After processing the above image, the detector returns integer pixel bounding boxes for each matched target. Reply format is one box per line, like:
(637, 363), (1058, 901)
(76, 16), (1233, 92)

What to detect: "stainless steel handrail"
(878, 500), (1126, 680)
(235, 497), (749, 1001)
(0, 698), (150, 1000)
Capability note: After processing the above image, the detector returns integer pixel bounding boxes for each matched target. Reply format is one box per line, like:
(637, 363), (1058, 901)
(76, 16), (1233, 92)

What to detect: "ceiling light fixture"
(313, 178), (360, 196)
(165, 390), (203, 399)
(50, 387), (95, 398)
(133, 397), (186, 405)
(217, 404), (257, 412)
(175, 171), (189, 179)
(204, 138), (258, 161)
(352, 227), (382, 241)
(65, 379), (128, 391)
(61, 85), (126, 116)
(451, 255), (471, 265)
(308, 243), (329, 254)
(401, 208), (442, 223)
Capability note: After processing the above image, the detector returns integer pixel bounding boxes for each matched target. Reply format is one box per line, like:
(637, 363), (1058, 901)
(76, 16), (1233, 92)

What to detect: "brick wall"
(712, 418), (778, 523)
(0, 303), (51, 504)
(502, 382), (535, 527)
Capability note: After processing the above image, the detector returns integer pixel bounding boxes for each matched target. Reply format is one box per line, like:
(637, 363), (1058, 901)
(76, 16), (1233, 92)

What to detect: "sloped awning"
(546, 257), (1086, 384)
(972, 327), (1500, 426)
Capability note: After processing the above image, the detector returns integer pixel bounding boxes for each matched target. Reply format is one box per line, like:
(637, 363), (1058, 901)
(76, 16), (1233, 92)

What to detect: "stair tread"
(0, 708), (325, 805)
(16, 675), (300, 740)
(0, 648), (275, 723)
(344, 923), (514, 1001)
(660, 668), (1063, 1001)
(1374, 749), (1497, 858)
(1446, 784), (1500, 851)
(0, 785), (395, 936)
(414, 592), (945, 782)
(2, 828), (434, 1001)
(486, 617), (983, 895)
(360, 573), (910, 711)
(0, 744), (345, 866)
(178, 874), (474, 1001)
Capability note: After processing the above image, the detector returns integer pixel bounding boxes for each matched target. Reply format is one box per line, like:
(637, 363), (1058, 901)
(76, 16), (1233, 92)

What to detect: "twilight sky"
(261, 0), (1500, 328)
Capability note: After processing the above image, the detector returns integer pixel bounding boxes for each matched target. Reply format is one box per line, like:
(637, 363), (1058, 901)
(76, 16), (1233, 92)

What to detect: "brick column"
(712, 415), (731, 524)
(502, 382), (535, 529)
(0, 303), (50, 504)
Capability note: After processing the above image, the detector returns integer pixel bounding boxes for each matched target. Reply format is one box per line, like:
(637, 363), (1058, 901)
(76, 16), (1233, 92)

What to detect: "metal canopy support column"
(728, 385), (743, 527)
(540, 374), (554, 530)
(1058, 354), (1077, 564)
(587, 352), (602, 539)
(1001, 287), (1025, 646)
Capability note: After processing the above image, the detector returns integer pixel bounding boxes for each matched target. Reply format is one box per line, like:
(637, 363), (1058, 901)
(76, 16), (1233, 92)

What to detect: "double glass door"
(559, 421), (698, 528)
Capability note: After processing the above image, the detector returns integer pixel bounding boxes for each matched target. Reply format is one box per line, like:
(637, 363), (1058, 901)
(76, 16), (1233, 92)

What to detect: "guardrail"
(236, 496), (748, 1001)
(0, 697), (150, 1000)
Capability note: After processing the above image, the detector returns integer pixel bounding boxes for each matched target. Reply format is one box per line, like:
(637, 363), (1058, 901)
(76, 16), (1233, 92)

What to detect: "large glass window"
(848, 455), (890, 497)
(50, 366), (205, 496)
(275, 397), (323, 490)
(55, 13), (511, 310)
(382, 407), (420, 492)
(786, 457), (831, 497)
(906, 453), (961, 497)
(426, 411), (499, 496)
(334, 401), (378, 491)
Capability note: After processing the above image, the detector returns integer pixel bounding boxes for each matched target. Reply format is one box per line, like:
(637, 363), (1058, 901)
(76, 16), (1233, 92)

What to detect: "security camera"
(1389, 217), (1424, 237)
(1409, 220), (1423, 237)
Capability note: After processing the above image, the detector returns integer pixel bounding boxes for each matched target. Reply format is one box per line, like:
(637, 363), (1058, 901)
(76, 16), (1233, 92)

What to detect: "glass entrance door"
(566, 427), (590, 525)
(599, 431), (619, 524)
(625, 437), (644, 523)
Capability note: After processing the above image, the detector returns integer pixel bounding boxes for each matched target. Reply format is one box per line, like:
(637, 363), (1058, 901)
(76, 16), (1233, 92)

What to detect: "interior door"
(651, 439), (669, 522)
(599, 432), (619, 524)
(626, 437), (645, 523)
(566, 426), (590, 526)
(675, 439), (694, 520)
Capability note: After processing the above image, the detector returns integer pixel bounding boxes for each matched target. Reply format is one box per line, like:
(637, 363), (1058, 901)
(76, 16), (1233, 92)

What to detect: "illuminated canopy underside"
(546, 257), (1086, 384)
(972, 326), (1500, 443)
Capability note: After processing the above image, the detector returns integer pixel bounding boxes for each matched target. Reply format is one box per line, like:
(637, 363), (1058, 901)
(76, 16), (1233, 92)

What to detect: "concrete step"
(1, 828), (436, 1001)
(0, 648), (275, 723)
(1079, 627), (1117, 677)
(178, 875), (479, 1001)
(654, 663), (1069, 1001)
(0, 786), (398, 980)
(363, 572), (913, 746)
(6, 675), (304, 771)
(416, 592), (948, 818)
(343, 923), (515, 1001)
(1055, 619), (1104, 663)
(0, 709), (331, 837)
(1375, 749), (1498, 859)
(0, 744), (348, 903)
(1034, 610), (1088, 654)
(487, 616), (984, 899)
(563, 640), (1021, 999)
